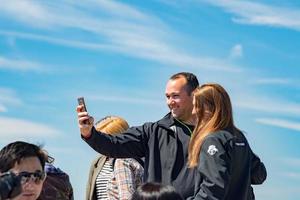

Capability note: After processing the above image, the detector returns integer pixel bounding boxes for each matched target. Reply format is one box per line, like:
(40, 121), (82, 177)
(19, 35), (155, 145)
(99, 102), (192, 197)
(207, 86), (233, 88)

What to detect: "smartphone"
(77, 97), (87, 112)
(77, 97), (89, 124)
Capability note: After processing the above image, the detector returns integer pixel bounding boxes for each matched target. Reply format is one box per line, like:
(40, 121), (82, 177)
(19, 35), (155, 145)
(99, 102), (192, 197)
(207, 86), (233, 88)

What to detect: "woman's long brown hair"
(188, 83), (237, 168)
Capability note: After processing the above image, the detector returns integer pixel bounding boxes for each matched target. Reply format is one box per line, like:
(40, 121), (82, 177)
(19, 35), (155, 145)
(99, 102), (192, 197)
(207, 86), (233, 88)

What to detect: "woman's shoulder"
(205, 130), (235, 143)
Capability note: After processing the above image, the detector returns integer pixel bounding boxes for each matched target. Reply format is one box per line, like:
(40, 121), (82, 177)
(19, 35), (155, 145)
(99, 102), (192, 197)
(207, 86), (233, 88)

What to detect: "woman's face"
(10, 156), (45, 200)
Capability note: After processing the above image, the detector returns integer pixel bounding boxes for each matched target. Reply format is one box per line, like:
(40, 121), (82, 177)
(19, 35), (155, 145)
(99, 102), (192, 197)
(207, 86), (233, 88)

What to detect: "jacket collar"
(157, 112), (176, 129)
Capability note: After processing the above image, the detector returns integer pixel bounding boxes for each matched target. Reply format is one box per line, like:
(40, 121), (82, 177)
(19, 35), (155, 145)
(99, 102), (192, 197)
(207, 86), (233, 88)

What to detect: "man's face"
(165, 77), (194, 123)
(10, 156), (45, 200)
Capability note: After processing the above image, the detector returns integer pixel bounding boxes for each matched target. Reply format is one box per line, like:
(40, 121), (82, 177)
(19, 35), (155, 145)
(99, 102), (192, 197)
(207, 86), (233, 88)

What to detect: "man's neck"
(176, 115), (196, 126)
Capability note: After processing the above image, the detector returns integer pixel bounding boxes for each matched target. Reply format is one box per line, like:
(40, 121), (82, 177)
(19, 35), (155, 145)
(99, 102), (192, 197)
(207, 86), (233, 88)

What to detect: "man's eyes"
(166, 94), (180, 99)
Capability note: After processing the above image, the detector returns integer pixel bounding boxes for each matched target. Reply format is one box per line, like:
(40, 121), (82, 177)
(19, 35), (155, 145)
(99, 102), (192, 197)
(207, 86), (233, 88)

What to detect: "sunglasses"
(17, 171), (46, 185)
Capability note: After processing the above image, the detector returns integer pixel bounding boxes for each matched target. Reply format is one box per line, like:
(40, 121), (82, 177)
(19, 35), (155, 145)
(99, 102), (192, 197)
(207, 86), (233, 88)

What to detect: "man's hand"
(77, 105), (94, 138)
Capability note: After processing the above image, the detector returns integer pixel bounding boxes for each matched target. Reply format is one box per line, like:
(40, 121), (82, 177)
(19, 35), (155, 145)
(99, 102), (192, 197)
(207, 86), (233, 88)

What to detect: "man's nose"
(168, 98), (176, 106)
(23, 180), (35, 189)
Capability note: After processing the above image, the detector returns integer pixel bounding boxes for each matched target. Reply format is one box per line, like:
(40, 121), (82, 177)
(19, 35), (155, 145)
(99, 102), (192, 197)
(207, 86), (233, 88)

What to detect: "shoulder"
(201, 130), (235, 155)
(90, 154), (106, 167)
(157, 113), (174, 127)
(204, 130), (234, 145)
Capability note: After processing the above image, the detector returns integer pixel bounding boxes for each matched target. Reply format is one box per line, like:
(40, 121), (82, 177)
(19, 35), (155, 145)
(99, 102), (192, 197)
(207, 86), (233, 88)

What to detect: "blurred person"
(0, 141), (47, 200)
(131, 182), (183, 200)
(187, 83), (267, 199)
(77, 72), (199, 199)
(86, 116), (144, 200)
(37, 155), (74, 200)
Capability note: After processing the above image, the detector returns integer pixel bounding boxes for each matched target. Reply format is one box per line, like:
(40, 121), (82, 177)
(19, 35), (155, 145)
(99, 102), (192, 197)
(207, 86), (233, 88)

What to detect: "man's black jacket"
(84, 113), (196, 199)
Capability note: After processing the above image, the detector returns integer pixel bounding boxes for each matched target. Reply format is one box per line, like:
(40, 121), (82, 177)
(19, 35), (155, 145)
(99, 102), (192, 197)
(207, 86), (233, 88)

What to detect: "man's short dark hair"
(0, 141), (47, 173)
(170, 72), (199, 95)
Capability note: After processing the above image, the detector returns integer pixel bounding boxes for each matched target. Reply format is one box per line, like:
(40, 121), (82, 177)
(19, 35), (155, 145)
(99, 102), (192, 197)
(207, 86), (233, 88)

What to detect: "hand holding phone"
(77, 97), (94, 138)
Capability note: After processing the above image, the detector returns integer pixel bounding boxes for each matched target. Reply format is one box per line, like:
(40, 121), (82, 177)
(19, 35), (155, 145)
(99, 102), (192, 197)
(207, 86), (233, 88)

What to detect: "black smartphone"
(77, 97), (89, 124)
(77, 97), (87, 112)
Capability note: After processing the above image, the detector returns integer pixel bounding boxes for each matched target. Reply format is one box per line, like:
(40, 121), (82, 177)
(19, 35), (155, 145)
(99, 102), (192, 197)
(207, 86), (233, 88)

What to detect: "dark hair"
(169, 72), (199, 95)
(0, 141), (47, 173)
(131, 182), (183, 200)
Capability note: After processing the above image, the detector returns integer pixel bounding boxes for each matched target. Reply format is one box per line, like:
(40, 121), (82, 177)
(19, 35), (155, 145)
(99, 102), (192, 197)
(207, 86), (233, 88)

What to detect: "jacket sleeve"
(192, 136), (231, 200)
(250, 152), (267, 184)
(83, 124), (150, 158)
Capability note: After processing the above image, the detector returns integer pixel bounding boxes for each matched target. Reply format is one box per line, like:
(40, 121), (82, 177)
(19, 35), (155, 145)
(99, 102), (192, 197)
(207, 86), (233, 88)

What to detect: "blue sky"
(0, 0), (299, 199)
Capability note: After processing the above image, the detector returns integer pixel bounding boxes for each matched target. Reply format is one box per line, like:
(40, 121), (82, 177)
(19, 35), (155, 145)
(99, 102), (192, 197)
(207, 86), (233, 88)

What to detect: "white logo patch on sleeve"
(207, 145), (218, 156)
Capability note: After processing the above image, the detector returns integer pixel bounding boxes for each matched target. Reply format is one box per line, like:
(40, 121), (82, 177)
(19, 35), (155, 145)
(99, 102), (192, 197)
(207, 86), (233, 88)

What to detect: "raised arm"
(77, 105), (148, 158)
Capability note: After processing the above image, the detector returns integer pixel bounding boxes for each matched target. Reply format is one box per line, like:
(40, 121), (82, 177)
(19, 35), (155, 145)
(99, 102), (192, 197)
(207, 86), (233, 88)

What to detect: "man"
(77, 72), (199, 198)
(0, 141), (47, 200)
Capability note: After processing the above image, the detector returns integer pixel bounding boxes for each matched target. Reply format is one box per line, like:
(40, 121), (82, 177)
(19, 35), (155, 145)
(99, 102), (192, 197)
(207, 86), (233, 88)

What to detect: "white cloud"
(282, 172), (300, 180)
(0, 87), (23, 112)
(255, 185), (300, 199)
(0, 56), (43, 71)
(0, 0), (55, 28)
(0, 30), (112, 51)
(89, 95), (162, 106)
(0, 116), (61, 140)
(88, 0), (157, 22)
(235, 96), (300, 116)
(0, 104), (6, 112)
(204, 0), (300, 31)
(281, 157), (300, 168)
(255, 118), (300, 132)
(0, 0), (239, 72)
(229, 44), (243, 58)
(252, 78), (292, 85)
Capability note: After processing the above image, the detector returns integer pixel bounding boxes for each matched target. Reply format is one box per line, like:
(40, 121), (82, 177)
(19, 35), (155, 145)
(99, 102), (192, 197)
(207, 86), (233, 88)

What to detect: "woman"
(188, 83), (267, 200)
(86, 116), (144, 200)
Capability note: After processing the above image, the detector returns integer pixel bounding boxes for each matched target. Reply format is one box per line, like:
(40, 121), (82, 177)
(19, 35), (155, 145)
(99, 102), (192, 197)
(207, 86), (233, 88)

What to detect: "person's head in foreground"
(0, 141), (47, 200)
(131, 182), (183, 200)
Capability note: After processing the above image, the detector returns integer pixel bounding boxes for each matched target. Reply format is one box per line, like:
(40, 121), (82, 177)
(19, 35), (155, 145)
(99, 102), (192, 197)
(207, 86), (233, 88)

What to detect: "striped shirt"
(95, 159), (113, 200)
